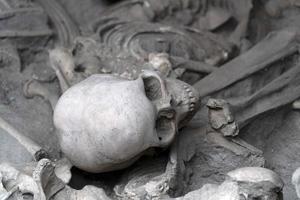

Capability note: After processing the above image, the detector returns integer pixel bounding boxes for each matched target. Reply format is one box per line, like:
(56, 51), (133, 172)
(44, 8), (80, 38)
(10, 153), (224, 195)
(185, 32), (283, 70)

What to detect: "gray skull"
(54, 70), (200, 173)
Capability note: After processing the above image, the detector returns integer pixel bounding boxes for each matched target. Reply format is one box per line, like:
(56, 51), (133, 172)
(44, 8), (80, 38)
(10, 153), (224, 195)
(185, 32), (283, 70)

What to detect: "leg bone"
(194, 27), (300, 127)
(23, 80), (59, 111)
(0, 116), (48, 161)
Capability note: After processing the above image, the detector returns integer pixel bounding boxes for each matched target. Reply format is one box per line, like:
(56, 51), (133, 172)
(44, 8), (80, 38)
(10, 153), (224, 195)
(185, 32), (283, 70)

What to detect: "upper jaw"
(165, 79), (200, 127)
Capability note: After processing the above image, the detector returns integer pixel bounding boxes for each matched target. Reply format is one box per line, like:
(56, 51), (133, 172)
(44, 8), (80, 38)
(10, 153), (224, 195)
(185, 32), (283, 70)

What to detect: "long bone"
(0, 1), (52, 39)
(23, 48), (77, 110)
(35, 0), (80, 47)
(265, 0), (300, 17)
(0, 116), (48, 161)
(0, 159), (65, 200)
(194, 27), (300, 127)
(23, 80), (59, 110)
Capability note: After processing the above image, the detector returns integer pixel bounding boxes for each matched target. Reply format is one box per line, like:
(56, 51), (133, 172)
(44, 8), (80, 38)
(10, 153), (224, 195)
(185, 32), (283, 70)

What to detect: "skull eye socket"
(143, 76), (162, 101)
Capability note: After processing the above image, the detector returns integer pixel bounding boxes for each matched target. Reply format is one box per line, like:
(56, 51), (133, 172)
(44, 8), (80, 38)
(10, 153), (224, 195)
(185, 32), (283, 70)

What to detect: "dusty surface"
(1, 0), (300, 199)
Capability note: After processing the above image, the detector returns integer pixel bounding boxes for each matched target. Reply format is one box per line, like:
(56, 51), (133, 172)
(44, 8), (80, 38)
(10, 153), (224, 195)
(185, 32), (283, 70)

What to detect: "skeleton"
(31, 17), (227, 92)
(0, 0), (52, 73)
(173, 167), (283, 200)
(22, 37), (200, 198)
(99, 0), (253, 51)
(113, 153), (173, 199)
(23, 10), (230, 86)
(52, 69), (200, 173)
(0, 0), (52, 48)
(92, 17), (230, 68)
(22, 16), (207, 190)
(20, 17), (300, 200)
(194, 27), (300, 130)
(82, 17), (226, 84)
(207, 98), (239, 137)
(292, 167), (300, 198)
(34, 0), (80, 48)
(16, 1), (300, 198)
(0, 158), (112, 200)
(0, 116), (48, 162)
(265, 0), (300, 17)
(0, 159), (61, 200)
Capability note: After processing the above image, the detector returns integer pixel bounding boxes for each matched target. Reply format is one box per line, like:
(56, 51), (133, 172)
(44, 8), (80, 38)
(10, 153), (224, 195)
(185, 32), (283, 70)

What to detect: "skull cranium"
(53, 70), (199, 173)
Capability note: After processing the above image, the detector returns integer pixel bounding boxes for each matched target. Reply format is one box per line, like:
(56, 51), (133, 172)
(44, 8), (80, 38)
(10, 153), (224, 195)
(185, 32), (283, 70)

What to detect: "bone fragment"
(0, 116), (48, 161)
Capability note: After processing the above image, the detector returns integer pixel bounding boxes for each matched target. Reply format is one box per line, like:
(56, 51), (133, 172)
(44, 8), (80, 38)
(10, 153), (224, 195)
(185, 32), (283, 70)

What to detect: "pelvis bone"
(53, 70), (200, 173)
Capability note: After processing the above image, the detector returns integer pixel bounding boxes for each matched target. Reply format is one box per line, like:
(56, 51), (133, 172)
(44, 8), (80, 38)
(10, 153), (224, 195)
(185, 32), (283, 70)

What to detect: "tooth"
(183, 100), (189, 105)
(186, 88), (191, 92)
(190, 97), (197, 102)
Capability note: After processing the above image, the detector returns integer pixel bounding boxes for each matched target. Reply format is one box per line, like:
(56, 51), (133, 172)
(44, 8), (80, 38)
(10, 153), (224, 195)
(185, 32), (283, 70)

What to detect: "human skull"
(53, 70), (199, 173)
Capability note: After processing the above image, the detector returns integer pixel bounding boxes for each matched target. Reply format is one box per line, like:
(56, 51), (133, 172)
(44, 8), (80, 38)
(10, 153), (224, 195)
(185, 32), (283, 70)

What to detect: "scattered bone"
(114, 156), (171, 200)
(114, 131), (197, 199)
(198, 8), (232, 31)
(10, 0), (300, 199)
(228, 167), (284, 189)
(207, 98), (239, 137)
(35, 0), (80, 47)
(228, 168), (284, 198)
(293, 100), (300, 109)
(0, 7), (44, 19)
(0, 116), (48, 161)
(32, 159), (65, 200)
(0, 162), (42, 200)
(292, 167), (300, 198)
(0, 159), (66, 200)
(0, 30), (52, 38)
(206, 131), (262, 156)
(170, 56), (218, 74)
(194, 28), (300, 97)
(49, 48), (86, 92)
(194, 27), (300, 128)
(0, 159), (110, 200)
(23, 79), (59, 111)
(0, 41), (20, 71)
(102, 0), (253, 51)
(265, 0), (300, 17)
(53, 185), (111, 200)
(93, 18), (228, 74)
(53, 158), (72, 184)
(0, 0), (52, 48)
(0, 182), (18, 200)
(148, 53), (172, 77)
(173, 167), (283, 200)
